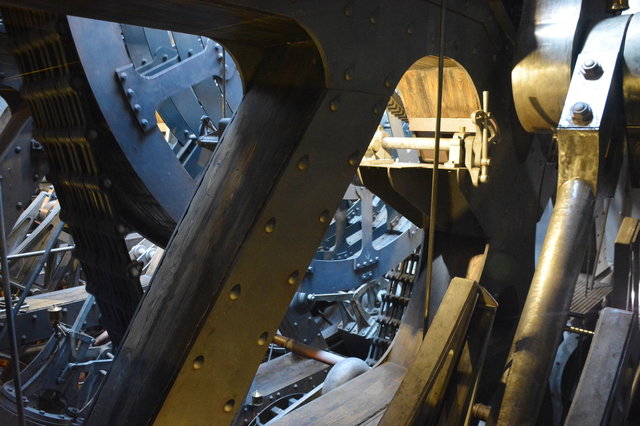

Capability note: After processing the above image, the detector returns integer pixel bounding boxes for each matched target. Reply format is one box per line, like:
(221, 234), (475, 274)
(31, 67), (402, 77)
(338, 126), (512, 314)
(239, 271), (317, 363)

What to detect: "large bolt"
(570, 102), (593, 125)
(580, 58), (603, 80)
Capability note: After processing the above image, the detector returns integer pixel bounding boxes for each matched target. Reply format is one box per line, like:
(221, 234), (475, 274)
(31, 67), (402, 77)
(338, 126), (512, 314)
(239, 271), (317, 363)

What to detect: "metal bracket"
(115, 39), (221, 131)
(366, 92), (498, 187)
(556, 15), (632, 194)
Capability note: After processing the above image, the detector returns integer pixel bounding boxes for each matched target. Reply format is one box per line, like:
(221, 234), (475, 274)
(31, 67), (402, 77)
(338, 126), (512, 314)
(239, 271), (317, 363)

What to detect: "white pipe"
(381, 136), (452, 151)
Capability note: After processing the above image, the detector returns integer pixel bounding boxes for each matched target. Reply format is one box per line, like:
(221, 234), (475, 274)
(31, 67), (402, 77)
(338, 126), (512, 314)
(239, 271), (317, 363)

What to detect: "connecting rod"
(494, 179), (594, 425)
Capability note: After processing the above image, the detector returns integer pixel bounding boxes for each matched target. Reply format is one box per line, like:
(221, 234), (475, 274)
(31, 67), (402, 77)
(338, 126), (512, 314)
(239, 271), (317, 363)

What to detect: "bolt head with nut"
(570, 102), (593, 125)
(580, 58), (603, 80)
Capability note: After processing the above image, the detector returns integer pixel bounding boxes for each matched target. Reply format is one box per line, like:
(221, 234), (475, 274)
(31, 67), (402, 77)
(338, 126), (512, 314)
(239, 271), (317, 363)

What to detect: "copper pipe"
(272, 334), (345, 365)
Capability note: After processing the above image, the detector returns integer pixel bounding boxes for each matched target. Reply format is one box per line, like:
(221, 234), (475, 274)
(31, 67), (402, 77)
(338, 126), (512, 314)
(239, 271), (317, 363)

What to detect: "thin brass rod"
(425, 0), (447, 324)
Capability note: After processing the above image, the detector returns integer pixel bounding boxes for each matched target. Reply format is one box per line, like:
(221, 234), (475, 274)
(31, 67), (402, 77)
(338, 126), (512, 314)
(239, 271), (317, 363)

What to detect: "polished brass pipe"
(493, 179), (594, 425)
(272, 334), (345, 365)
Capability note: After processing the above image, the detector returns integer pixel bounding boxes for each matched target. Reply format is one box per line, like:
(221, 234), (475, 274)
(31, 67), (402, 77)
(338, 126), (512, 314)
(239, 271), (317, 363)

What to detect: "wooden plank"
(0, 286), (88, 318)
(273, 363), (407, 426)
(251, 353), (327, 399)
(88, 41), (331, 425)
(398, 57), (480, 122)
(565, 308), (636, 425)
(380, 278), (478, 425)
(409, 117), (474, 133)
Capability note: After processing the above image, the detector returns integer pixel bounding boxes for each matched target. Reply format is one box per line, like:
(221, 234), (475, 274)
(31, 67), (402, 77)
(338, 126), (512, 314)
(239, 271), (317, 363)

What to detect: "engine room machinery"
(0, 0), (635, 425)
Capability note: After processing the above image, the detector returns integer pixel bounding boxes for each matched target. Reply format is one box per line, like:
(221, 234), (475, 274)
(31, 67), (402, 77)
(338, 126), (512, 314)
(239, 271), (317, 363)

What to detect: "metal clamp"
(470, 91), (498, 185)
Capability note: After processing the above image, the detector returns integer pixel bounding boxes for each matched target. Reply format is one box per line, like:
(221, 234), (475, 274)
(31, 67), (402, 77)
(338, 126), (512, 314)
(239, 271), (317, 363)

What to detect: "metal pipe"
(494, 179), (594, 425)
(7, 245), (74, 260)
(425, 0), (447, 324)
(0, 179), (25, 425)
(272, 334), (345, 365)
(381, 137), (453, 151)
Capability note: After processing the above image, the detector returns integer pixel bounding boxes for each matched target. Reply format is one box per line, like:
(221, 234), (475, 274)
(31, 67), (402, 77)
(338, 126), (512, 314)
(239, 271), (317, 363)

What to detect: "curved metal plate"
(512, 0), (606, 133)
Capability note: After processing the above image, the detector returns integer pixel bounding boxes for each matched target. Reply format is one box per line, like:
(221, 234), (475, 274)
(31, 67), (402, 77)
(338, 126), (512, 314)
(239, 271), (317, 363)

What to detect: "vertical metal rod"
(221, 48), (227, 118)
(480, 91), (489, 183)
(494, 179), (594, 425)
(0, 180), (25, 425)
(425, 0), (447, 323)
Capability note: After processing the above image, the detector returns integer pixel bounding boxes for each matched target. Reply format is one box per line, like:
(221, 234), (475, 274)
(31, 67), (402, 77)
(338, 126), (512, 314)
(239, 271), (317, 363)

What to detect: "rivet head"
(384, 77), (393, 88)
(297, 155), (309, 171)
(192, 355), (204, 370)
(319, 210), (330, 224)
(128, 264), (141, 278)
(348, 151), (360, 166)
(288, 271), (299, 285)
(580, 58), (603, 80)
(373, 104), (382, 115)
(86, 129), (98, 140)
(264, 218), (276, 233)
(370, 15), (377, 24)
(329, 99), (340, 112)
(257, 332), (269, 346)
(229, 284), (241, 300)
(344, 5), (353, 16)
(223, 399), (235, 413)
(116, 223), (128, 235)
(570, 102), (593, 125)
(406, 25), (414, 35)
(118, 72), (127, 81)
(344, 69), (353, 81)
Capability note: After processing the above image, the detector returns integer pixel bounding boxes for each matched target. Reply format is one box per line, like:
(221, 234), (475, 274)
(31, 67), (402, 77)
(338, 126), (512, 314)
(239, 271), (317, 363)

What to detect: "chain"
(2, 8), (142, 345)
(366, 252), (419, 364)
